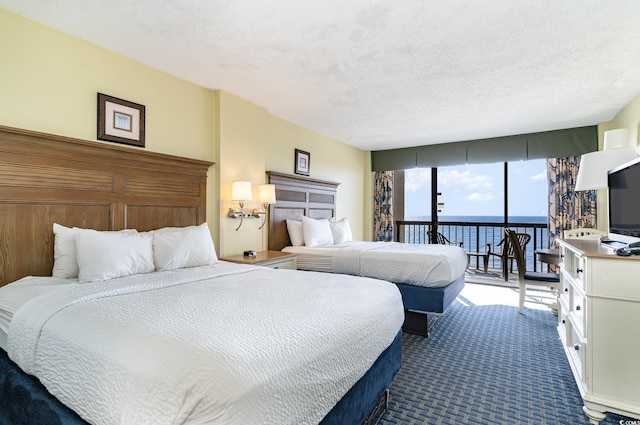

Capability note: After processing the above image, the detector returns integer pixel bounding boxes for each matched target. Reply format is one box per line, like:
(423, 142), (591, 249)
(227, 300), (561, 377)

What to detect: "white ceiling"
(4, 1), (640, 151)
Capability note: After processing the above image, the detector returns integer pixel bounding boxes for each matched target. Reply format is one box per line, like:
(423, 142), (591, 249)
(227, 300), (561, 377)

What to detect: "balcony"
(395, 219), (554, 284)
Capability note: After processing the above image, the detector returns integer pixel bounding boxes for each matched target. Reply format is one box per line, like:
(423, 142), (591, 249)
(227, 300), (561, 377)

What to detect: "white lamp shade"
(258, 184), (276, 204)
(603, 128), (630, 150)
(231, 181), (252, 202)
(575, 148), (638, 191)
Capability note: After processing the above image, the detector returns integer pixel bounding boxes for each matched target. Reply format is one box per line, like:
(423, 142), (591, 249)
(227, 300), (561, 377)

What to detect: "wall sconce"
(253, 184), (276, 230)
(228, 181), (253, 231)
(575, 129), (638, 191)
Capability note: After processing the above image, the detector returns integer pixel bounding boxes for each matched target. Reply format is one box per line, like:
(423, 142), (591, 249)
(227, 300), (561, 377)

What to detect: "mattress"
(0, 330), (403, 425)
(283, 240), (469, 287)
(5, 262), (404, 425)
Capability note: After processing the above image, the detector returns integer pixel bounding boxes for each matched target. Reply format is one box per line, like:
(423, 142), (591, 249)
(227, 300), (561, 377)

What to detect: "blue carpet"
(380, 291), (630, 425)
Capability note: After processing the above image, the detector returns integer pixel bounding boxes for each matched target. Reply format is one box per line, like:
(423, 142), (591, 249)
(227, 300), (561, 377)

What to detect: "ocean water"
(400, 215), (549, 270)
(406, 215), (547, 224)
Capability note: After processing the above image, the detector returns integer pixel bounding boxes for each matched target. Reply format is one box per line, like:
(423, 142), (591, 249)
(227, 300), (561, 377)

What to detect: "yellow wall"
(217, 92), (268, 255)
(216, 93), (371, 256)
(0, 8), (372, 257)
(265, 116), (370, 238)
(609, 92), (640, 150)
(0, 10), (215, 161)
(593, 94), (640, 229)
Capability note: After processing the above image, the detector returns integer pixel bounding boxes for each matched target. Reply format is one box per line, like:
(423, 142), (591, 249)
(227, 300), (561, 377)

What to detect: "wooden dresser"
(557, 239), (640, 424)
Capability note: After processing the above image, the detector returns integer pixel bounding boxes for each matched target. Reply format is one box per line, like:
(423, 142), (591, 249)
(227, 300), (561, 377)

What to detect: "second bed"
(267, 171), (468, 336)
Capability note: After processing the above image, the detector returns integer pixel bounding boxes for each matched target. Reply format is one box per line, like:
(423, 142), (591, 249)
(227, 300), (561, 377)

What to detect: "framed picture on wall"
(295, 149), (310, 176)
(97, 93), (145, 147)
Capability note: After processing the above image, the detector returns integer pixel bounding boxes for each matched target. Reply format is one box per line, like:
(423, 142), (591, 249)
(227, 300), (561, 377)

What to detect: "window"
(507, 159), (547, 224)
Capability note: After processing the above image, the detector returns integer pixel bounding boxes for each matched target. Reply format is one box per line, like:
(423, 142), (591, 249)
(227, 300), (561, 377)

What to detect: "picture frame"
(97, 93), (145, 147)
(295, 149), (310, 176)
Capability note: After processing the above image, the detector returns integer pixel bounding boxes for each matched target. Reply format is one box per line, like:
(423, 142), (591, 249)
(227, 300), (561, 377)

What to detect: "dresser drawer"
(570, 289), (586, 335)
(569, 256), (586, 291)
(558, 308), (570, 347)
(259, 257), (297, 270)
(567, 315), (587, 386)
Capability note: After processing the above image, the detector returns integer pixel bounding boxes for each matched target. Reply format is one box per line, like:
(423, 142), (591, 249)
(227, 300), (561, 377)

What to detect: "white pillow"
(52, 223), (79, 279)
(52, 224), (136, 278)
(152, 223), (218, 271)
(286, 220), (304, 246)
(75, 230), (154, 283)
(301, 216), (334, 247)
(330, 218), (353, 244)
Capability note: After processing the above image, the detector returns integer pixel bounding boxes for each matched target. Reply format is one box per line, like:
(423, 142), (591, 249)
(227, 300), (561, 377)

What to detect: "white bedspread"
(0, 276), (78, 351)
(8, 262), (404, 425)
(284, 241), (469, 287)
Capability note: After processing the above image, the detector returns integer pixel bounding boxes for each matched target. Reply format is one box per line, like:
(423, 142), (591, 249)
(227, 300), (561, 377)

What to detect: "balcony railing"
(395, 220), (552, 273)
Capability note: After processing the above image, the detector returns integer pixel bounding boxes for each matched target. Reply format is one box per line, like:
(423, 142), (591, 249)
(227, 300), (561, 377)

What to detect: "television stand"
(557, 238), (640, 424)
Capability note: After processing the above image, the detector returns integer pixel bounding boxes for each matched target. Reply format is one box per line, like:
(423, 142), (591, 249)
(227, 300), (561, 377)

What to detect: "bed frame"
(0, 126), (399, 425)
(267, 170), (465, 337)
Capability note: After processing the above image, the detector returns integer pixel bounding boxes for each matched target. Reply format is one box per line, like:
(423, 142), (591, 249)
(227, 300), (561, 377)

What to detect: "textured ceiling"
(3, 1), (640, 151)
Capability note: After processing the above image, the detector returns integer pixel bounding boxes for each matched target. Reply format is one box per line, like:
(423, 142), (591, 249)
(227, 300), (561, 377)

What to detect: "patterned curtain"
(547, 156), (596, 245)
(374, 171), (394, 241)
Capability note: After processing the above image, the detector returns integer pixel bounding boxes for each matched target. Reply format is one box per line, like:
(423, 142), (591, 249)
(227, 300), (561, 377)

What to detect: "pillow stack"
(52, 222), (218, 283)
(285, 217), (352, 247)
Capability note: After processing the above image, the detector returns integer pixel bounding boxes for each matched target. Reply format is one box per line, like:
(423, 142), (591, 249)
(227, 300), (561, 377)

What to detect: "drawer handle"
(574, 344), (580, 351)
(562, 319), (566, 324)
(576, 268), (583, 274)
(564, 288), (569, 292)
(576, 305), (581, 311)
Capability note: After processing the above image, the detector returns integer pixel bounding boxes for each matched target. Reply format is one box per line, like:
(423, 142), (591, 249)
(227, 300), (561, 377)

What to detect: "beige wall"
(216, 93), (371, 256)
(265, 116), (371, 239)
(0, 8), (372, 257)
(217, 92), (268, 255)
(0, 10), (216, 162)
(593, 93), (640, 229)
(609, 92), (640, 150)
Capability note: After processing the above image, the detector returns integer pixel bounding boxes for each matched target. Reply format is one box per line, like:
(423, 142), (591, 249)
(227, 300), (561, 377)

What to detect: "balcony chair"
(506, 229), (559, 314)
(429, 231), (463, 247)
(486, 231), (531, 281)
(563, 227), (607, 240)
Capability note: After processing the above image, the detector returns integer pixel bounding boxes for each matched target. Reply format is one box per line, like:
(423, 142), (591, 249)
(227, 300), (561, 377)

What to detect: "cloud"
(405, 169), (431, 191)
(439, 169), (492, 189)
(530, 171), (546, 181)
(465, 192), (496, 202)
(405, 167), (494, 192)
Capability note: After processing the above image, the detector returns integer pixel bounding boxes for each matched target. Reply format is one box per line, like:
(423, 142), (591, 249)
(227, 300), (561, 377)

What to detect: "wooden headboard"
(0, 125), (214, 286)
(267, 171), (339, 251)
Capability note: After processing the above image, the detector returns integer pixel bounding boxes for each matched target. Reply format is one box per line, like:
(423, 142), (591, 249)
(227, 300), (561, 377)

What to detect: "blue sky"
(404, 159), (548, 218)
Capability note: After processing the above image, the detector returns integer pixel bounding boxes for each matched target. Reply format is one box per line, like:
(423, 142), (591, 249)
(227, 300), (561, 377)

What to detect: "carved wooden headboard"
(267, 171), (339, 251)
(0, 125), (214, 286)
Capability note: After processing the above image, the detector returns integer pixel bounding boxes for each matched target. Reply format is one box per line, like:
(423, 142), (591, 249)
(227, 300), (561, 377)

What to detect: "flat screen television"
(607, 156), (640, 245)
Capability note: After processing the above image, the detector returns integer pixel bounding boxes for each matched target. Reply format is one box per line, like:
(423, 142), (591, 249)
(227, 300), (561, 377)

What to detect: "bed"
(267, 171), (468, 337)
(0, 126), (404, 425)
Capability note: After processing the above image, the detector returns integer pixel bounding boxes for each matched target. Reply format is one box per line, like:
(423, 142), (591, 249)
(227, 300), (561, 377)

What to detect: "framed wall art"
(294, 149), (310, 176)
(97, 93), (145, 147)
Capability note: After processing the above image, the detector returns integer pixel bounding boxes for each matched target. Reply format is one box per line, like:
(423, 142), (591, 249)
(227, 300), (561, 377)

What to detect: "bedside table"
(220, 250), (297, 270)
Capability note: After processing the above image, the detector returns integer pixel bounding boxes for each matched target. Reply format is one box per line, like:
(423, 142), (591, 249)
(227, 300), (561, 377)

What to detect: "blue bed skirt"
(320, 330), (401, 425)
(395, 273), (465, 314)
(1, 330), (402, 425)
(0, 349), (84, 424)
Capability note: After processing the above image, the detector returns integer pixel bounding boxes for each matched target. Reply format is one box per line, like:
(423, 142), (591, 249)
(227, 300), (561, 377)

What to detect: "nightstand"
(220, 250), (297, 270)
